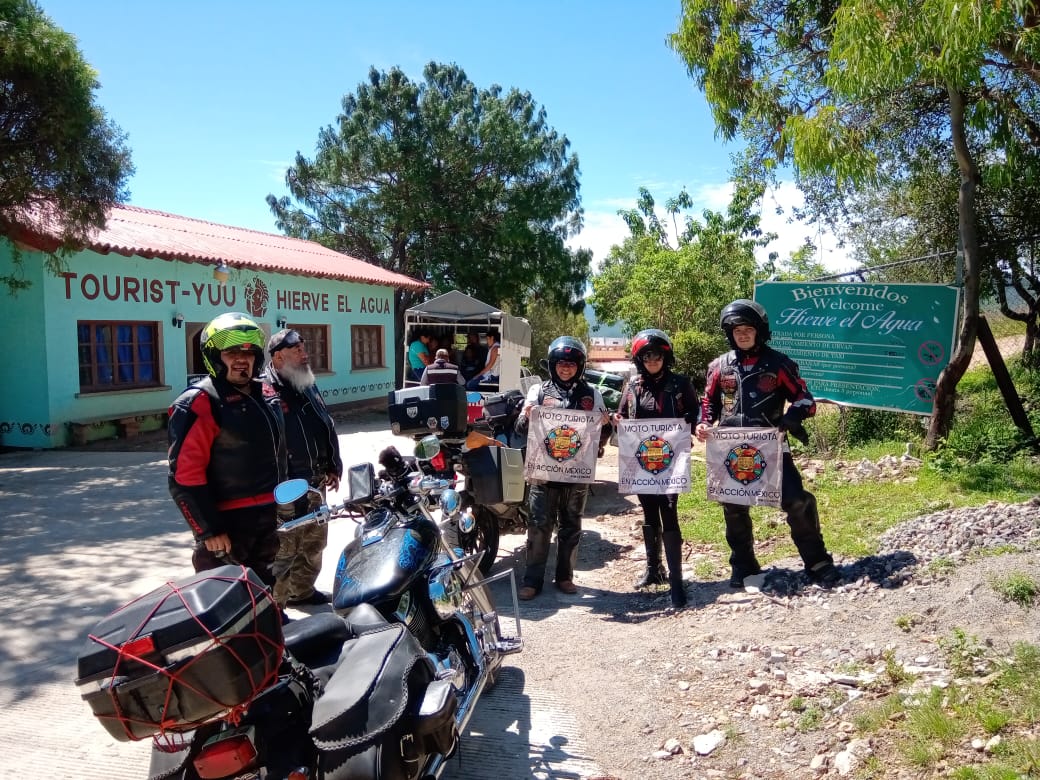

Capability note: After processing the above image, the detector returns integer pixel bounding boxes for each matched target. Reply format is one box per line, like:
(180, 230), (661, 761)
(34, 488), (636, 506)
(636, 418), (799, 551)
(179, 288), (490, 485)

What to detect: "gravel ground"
(534, 468), (1040, 779)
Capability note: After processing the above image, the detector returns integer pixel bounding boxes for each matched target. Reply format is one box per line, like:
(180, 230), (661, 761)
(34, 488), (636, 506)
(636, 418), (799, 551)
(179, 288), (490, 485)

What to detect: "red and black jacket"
(168, 376), (287, 540)
(701, 345), (816, 429)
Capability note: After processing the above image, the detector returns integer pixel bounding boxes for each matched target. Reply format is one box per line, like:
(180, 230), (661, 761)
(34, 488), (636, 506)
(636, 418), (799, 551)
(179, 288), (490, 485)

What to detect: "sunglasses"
(271, 332), (304, 353)
(641, 351), (664, 361)
(555, 360), (578, 369)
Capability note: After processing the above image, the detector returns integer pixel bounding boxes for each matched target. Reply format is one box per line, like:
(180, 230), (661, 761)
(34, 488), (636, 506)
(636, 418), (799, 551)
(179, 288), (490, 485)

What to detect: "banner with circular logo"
(705, 427), (783, 507)
(524, 406), (601, 484)
(617, 418), (691, 495)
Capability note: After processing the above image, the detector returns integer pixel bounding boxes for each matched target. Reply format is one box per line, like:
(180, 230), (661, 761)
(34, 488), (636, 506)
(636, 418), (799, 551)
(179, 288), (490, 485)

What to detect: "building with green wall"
(1, 205), (426, 449)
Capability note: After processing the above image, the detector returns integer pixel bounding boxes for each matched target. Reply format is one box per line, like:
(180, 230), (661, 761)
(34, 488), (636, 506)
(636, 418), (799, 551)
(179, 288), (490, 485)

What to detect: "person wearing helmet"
(261, 329), (343, 607)
(514, 336), (612, 600)
(695, 299), (841, 588)
(168, 312), (287, 584)
(616, 329), (700, 608)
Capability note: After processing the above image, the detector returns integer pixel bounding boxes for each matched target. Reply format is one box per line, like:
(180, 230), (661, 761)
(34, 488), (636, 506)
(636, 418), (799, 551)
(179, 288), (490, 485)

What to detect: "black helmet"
(547, 336), (587, 385)
(200, 312), (266, 381)
(720, 299), (770, 350)
(630, 328), (674, 373)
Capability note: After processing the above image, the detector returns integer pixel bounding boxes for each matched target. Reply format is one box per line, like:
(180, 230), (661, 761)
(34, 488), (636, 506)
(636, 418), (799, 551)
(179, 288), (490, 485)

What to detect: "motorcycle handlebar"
(276, 471), (457, 533)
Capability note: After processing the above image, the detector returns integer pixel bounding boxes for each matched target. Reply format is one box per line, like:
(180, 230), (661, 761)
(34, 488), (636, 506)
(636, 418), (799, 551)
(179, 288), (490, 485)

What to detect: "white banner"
(705, 427), (783, 507)
(523, 406), (600, 484)
(617, 418), (691, 495)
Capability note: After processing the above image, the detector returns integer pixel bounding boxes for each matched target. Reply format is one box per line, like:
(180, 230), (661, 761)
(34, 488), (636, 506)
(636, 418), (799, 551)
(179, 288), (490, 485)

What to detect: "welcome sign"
(754, 282), (959, 414)
(705, 427), (783, 508)
(524, 407), (601, 484)
(617, 419), (692, 495)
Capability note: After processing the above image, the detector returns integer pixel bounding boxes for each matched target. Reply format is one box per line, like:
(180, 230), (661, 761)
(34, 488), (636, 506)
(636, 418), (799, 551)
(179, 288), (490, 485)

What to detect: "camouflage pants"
(272, 491), (329, 606)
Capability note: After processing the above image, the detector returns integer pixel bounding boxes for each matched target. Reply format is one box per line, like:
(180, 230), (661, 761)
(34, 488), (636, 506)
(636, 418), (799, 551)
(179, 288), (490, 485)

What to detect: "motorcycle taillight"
(431, 450), (448, 472)
(193, 726), (258, 779)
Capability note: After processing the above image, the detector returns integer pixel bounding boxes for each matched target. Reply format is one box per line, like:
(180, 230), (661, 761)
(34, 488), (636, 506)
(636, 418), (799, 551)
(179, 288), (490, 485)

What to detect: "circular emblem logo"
(543, 424), (581, 462)
(724, 443), (767, 485)
(635, 435), (673, 474)
(245, 276), (269, 318)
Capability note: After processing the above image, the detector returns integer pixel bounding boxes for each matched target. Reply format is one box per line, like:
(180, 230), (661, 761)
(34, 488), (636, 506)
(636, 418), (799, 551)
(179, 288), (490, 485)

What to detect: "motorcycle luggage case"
(387, 384), (467, 436)
(75, 565), (283, 741)
(464, 445), (525, 504)
(481, 389), (524, 426)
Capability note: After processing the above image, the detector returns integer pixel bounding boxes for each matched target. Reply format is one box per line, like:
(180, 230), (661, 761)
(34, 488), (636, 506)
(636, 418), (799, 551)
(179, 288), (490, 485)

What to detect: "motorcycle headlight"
(440, 488), (461, 516)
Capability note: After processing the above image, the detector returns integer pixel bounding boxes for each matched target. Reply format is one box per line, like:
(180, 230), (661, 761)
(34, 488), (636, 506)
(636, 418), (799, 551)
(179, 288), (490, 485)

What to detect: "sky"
(40, 0), (851, 272)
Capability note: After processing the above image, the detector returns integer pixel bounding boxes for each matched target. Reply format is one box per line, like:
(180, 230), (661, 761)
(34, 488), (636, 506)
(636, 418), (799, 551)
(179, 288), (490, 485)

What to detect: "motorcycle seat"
(283, 612), (353, 668)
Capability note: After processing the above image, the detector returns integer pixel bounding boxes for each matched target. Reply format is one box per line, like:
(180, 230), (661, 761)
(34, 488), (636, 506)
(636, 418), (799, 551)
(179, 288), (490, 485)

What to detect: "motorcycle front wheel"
(459, 506), (500, 575)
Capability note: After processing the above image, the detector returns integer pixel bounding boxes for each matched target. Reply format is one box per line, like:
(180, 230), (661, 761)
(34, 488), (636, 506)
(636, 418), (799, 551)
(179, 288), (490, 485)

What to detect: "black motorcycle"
(76, 436), (522, 780)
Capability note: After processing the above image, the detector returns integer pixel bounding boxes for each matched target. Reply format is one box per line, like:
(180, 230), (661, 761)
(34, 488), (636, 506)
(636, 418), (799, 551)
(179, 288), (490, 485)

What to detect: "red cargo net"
(87, 567), (284, 741)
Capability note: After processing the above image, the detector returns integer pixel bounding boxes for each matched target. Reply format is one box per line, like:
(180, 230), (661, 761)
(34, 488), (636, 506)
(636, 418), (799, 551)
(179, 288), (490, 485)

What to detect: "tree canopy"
(670, 0), (1040, 446)
(268, 62), (590, 317)
(589, 183), (771, 377)
(0, 0), (133, 279)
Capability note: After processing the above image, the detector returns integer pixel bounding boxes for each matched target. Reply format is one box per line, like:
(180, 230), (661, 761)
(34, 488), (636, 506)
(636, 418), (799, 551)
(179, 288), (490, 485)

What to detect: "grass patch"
(990, 572), (1039, 608)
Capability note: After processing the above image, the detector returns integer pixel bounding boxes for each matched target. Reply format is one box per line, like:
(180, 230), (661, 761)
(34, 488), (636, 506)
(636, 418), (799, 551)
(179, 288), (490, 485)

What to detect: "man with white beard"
(262, 329), (343, 607)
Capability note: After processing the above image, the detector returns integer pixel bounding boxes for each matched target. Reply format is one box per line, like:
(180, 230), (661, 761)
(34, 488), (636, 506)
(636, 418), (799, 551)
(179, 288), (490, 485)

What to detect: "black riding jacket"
(261, 366), (343, 487)
(168, 376), (286, 540)
(701, 345), (816, 429)
(619, 369), (700, 424)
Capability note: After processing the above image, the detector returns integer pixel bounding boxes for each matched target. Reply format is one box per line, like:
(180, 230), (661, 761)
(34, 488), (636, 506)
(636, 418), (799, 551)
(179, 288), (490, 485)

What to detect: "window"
(78, 321), (160, 392)
(351, 325), (384, 370)
(293, 324), (330, 372)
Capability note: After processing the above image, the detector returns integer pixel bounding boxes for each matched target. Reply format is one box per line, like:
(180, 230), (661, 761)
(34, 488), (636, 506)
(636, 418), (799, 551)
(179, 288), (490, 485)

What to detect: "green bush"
(672, 329), (727, 391)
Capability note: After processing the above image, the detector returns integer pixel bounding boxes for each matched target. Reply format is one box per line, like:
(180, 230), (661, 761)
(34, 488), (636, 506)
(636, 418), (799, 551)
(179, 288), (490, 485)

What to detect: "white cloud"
(569, 181), (855, 274)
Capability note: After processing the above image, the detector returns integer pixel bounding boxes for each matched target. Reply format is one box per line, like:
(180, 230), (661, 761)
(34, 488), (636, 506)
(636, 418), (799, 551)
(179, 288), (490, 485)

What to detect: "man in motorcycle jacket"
(616, 329), (699, 608)
(695, 299), (841, 588)
(261, 328), (342, 607)
(514, 336), (611, 600)
(168, 312), (287, 585)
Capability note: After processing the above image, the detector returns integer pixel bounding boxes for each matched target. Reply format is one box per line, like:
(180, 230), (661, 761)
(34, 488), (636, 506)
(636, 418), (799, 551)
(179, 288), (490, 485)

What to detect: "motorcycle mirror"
(414, 434), (442, 462)
(274, 478), (310, 505)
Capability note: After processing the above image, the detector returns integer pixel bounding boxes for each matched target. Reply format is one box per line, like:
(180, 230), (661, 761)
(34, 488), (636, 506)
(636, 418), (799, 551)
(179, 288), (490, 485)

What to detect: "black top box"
(76, 565), (283, 741)
(388, 383), (468, 436)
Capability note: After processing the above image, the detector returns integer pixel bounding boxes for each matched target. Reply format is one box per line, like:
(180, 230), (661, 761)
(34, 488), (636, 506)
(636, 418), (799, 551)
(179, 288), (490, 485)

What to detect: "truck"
(401, 290), (535, 395)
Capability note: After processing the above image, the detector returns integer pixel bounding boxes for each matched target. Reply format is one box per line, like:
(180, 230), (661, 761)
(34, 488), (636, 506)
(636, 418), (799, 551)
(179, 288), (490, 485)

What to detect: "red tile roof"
(10, 203), (428, 291)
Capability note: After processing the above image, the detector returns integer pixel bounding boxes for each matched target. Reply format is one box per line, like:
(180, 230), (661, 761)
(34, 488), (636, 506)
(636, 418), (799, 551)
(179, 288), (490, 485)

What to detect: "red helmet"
(631, 329), (674, 372)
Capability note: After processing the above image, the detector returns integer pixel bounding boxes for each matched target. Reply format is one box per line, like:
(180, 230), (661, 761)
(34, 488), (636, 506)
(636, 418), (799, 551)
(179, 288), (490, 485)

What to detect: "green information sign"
(754, 282), (960, 415)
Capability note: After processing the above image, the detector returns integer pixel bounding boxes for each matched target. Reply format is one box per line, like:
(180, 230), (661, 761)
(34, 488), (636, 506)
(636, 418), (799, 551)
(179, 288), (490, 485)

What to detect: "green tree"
(524, 298), (589, 376)
(0, 0), (133, 288)
(671, 0), (1040, 447)
(590, 183), (770, 338)
(268, 62), (590, 352)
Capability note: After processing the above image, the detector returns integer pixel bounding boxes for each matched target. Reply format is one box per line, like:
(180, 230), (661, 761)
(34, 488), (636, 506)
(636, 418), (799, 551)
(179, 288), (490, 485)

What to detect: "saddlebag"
(311, 622), (457, 780)
(463, 445), (526, 505)
(75, 564), (283, 741)
(387, 383), (468, 437)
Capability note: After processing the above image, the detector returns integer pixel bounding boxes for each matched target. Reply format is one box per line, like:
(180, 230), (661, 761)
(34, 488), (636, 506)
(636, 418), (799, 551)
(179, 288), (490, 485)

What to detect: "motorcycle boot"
(634, 524), (667, 588)
(662, 530), (687, 608)
(723, 504), (762, 588)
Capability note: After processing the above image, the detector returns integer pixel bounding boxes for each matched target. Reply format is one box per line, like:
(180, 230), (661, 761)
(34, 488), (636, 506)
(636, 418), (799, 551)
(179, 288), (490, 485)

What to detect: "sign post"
(754, 282), (960, 415)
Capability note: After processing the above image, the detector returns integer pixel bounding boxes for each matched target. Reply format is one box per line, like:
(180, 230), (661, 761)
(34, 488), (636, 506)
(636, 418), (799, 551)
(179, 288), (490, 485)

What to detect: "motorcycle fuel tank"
(333, 513), (439, 612)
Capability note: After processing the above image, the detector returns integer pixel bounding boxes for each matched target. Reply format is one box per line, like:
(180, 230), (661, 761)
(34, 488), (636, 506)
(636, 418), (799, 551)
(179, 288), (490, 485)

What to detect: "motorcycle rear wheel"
(460, 506), (500, 576)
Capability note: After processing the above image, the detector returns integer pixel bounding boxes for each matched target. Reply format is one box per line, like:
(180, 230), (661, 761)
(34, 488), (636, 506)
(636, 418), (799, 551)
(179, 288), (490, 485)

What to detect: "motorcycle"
(76, 435), (522, 780)
(407, 389), (530, 576)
